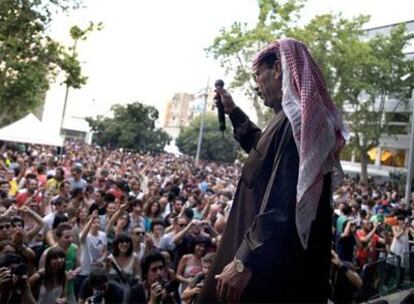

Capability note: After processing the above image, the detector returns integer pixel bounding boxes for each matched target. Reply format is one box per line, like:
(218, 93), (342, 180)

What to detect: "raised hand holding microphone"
(214, 80), (236, 135)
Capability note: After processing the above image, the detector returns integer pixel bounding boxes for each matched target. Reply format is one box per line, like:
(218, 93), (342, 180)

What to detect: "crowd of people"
(0, 140), (412, 303)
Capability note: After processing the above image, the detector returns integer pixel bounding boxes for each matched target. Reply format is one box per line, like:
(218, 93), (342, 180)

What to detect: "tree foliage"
(86, 102), (171, 153)
(205, 0), (305, 127)
(290, 15), (414, 181)
(176, 113), (239, 162)
(0, 0), (87, 127)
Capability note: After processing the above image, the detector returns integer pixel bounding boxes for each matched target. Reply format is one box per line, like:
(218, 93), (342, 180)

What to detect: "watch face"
(236, 260), (244, 273)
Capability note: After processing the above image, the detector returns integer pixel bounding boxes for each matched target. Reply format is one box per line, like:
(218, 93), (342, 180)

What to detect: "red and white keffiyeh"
(253, 38), (347, 249)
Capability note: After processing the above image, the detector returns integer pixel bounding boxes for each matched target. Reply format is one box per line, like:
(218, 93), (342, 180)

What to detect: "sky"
(42, 0), (414, 132)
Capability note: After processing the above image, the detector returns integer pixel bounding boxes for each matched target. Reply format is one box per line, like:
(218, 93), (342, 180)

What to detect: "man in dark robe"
(198, 38), (347, 303)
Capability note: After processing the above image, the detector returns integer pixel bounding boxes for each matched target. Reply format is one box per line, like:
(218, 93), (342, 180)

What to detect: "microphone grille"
(214, 79), (225, 88)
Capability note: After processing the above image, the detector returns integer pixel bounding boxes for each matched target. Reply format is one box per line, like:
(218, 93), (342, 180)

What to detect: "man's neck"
(271, 101), (283, 114)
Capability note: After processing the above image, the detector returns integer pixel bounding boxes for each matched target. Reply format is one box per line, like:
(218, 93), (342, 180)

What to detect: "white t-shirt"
(128, 190), (144, 200)
(42, 212), (56, 232)
(80, 231), (107, 275)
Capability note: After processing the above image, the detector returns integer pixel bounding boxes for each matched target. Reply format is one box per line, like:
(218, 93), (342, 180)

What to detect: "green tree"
(290, 15), (414, 181)
(205, 0), (305, 127)
(86, 102), (171, 153)
(176, 113), (239, 162)
(0, 0), (87, 127)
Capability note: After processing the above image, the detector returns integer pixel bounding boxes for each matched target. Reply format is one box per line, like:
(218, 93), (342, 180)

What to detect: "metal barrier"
(401, 251), (414, 289)
(360, 254), (401, 301)
(360, 251), (414, 301)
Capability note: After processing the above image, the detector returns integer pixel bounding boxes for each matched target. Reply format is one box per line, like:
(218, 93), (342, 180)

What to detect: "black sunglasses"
(0, 224), (11, 229)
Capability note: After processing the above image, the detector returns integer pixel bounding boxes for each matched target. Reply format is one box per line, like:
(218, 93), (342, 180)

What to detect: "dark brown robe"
(198, 108), (332, 303)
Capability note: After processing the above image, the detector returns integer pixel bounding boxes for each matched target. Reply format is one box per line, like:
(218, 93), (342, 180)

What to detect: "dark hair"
(89, 267), (108, 288)
(71, 166), (82, 174)
(85, 184), (94, 194)
(183, 207), (194, 220)
(0, 216), (12, 225)
(0, 190), (7, 200)
(145, 201), (161, 218)
(59, 181), (70, 191)
(54, 196), (69, 206)
(96, 189), (106, 197)
(55, 223), (72, 239)
(25, 173), (37, 181)
(44, 247), (66, 290)
(0, 252), (22, 268)
(104, 193), (116, 203)
(55, 167), (65, 177)
(116, 212), (130, 231)
(71, 187), (83, 199)
(141, 250), (165, 280)
(130, 199), (143, 208)
(52, 214), (69, 229)
(256, 52), (279, 69)
(150, 219), (165, 232)
(11, 215), (24, 228)
(37, 165), (45, 175)
(112, 233), (133, 257)
(191, 236), (211, 252)
(342, 204), (352, 216)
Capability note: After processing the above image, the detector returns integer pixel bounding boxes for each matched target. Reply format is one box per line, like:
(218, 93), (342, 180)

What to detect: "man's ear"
(274, 62), (282, 80)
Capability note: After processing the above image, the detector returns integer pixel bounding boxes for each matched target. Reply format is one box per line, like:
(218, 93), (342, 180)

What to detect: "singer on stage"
(198, 38), (347, 303)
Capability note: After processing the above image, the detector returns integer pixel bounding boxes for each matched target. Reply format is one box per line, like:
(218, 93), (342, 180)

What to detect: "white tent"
(0, 113), (64, 146)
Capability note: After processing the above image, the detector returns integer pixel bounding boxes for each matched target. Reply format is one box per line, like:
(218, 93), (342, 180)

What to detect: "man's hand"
(331, 250), (343, 267)
(91, 210), (99, 219)
(149, 282), (165, 304)
(12, 228), (25, 247)
(215, 88), (237, 115)
(0, 267), (11, 285)
(67, 269), (78, 281)
(215, 260), (252, 303)
(55, 298), (66, 304)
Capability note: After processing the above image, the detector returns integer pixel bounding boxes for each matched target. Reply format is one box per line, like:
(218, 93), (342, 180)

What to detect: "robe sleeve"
(235, 123), (300, 268)
(229, 107), (262, 153)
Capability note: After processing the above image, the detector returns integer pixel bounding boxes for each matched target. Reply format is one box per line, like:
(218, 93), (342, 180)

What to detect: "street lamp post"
(195, 77), (209, 165)
(405, 87), (414, 205)
(60, 39), (78, 137)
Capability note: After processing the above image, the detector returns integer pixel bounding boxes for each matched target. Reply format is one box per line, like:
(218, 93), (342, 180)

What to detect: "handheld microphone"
(214, 79), (226, 136)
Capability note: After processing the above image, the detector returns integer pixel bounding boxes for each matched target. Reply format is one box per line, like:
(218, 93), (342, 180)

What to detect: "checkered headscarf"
(253, 38), (347, 249)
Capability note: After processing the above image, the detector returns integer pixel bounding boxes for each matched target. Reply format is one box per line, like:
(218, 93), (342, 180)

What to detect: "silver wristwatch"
(234, 258), (245, 273)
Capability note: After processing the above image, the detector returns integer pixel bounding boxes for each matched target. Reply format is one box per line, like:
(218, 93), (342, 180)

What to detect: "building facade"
(342, 20), (414, 176)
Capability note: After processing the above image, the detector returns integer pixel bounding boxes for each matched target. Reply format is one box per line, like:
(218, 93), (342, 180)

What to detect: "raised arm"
(21, 206), (44, 241)
(105, 204), (127, 234)
(80, 213), (97, 243)
(392, 226), (405, 239)
(215, 87), (262, 153)
(173, 220), (194, 245)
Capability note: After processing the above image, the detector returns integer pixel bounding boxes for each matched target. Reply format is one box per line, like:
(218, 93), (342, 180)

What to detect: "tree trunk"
(360, 150), (369, 183)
